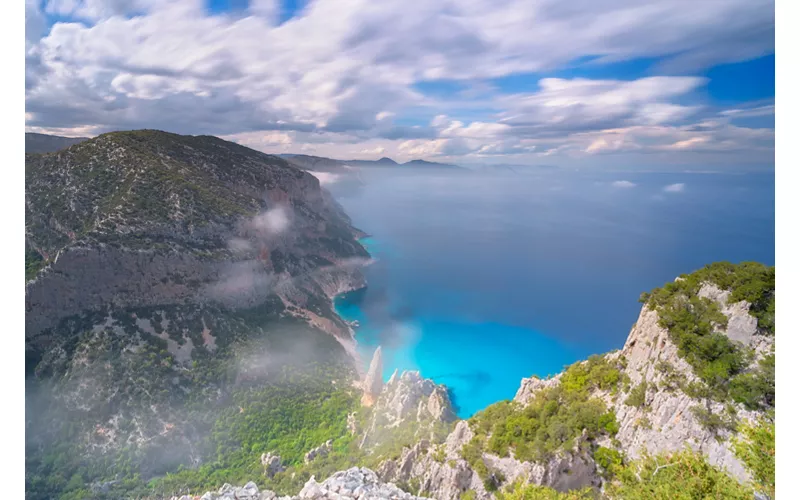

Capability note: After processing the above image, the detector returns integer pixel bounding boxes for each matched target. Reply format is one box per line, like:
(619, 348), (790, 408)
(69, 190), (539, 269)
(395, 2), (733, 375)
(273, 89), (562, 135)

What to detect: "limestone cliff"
(25, 131), (372, 490)
(188, 468), (429, 500)
(361, 347), (384, 406)
(368, 266), (775, 499)
(26, 130), (369, 347)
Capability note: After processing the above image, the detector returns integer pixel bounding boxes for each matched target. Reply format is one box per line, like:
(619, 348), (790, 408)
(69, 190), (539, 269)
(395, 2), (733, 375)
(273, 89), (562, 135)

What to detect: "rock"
(611, 297), (770, 483)
(513, 374), (562, 406)
(296, 467), (429, 499)
(361, 346), (384, 406)
(359, 370), (456, 450)
(261, 452), (285, 478)
(697, 283), (758, 344)
(304, 439), (333, 464)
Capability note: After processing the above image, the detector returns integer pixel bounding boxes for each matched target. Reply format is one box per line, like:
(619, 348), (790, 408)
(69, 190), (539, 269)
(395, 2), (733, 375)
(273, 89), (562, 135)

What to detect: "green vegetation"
(151, 380), (360, 496)
(25, 246), (46, 281)
(463, 356), (622, 474)
(641, 262), (775, 411)
(641, 261), (774, 334)
(605, 449), (753, 500)
(25, 302), (362, 500)
(733, 416), (775, 499)
(624, 381), (648, 408)
(497, 479), (597, 499)
(730, 353), (775, 411)
(560, 354), (626, 395)
(593, 446), (624, 479)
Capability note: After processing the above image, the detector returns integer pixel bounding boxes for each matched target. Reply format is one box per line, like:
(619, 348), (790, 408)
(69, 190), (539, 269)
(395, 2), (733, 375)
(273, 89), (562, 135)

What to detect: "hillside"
(24, 130), (371, 500)
(25, 132), (89, 154)
(177, 262), (775, 500)
(24, 131), (774, 500)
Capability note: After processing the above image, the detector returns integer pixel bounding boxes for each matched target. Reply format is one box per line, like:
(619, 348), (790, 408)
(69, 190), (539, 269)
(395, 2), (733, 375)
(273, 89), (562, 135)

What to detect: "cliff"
(366, 263), (775, 499)
(25, 131), (373, 498)
(190, 467), (429, 500)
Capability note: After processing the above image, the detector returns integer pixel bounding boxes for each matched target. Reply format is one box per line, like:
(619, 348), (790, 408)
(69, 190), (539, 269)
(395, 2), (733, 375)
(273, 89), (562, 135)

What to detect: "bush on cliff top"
(605, 448), (753, 500)
(641, 261), (774, 335)
(465, 357), (621, 464)
(640, 262), (775, 407)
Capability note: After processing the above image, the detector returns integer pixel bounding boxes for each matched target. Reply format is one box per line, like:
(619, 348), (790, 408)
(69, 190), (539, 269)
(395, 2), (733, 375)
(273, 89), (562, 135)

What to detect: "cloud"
(612, 180), (636, 188)
(248, 206), (290, 236)
(497, 77), (706, 134)
(663, 183), (685, 193)
(307, 171), (341, 186)
(360, 146), (386, 155)
(24, 0), (774, 166)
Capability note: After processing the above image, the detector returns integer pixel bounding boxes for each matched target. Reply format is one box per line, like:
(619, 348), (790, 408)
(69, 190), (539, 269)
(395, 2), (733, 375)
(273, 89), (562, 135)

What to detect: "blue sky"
(25, 0), (775, 168)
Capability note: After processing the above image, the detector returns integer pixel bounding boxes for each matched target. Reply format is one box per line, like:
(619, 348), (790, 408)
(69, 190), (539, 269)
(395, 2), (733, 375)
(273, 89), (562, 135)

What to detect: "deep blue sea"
(330, 168), (775, 418)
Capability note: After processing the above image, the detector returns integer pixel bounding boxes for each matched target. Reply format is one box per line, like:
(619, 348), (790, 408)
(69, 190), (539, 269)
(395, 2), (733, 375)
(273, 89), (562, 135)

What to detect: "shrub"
(642, 262), (774, 402)
(467, 380), (618, 463)
(732, 416), (775, 499)
(593, 446), (624, 478)
(497, 479), (597, 499)
(605, 449), (753, 499)
(624, 381), (647, 408)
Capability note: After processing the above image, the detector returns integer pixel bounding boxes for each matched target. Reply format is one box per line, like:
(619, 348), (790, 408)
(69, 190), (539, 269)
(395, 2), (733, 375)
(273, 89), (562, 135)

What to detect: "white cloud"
(248, 207), (291, 236)
(664, 183), (685, 193)
(24, 0), (774, 165)
(360, 146), (386, 155)
(307, 171), (341, 185)
(612, 180), (636, 188)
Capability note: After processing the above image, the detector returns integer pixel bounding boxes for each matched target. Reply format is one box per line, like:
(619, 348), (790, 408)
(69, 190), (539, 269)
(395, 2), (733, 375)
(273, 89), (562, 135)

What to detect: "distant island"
(25, 132), (89, 154)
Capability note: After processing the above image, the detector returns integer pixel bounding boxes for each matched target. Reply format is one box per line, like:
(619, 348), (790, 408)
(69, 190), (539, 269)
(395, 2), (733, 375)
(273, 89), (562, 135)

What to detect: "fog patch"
(205, 260), (278, 307)
(664, 182), (685, 193)
(307, 171), (341, 186)
(247, 206), (291, 236)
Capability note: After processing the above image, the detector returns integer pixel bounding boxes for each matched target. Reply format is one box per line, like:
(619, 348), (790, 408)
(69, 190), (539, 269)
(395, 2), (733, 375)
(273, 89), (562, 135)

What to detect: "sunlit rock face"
(192, 467), (430, 500)
(361, 346), (384, 407)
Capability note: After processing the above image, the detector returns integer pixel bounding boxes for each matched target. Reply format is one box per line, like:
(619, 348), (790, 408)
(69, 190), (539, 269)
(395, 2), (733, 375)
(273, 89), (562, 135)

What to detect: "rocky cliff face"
(190, 467), (429, 500)
(26, 130), (369, 346)
(357, 369), (456, 451)
(25, 131), (371, 492)
(607, 282), (772, 483)
(361, 347), (384, 407)
(367, 271), (774, 499)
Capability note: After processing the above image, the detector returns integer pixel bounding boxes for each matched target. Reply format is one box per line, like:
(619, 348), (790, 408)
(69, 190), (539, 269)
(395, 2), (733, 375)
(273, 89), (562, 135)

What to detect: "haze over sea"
(331, 168), (774, 418)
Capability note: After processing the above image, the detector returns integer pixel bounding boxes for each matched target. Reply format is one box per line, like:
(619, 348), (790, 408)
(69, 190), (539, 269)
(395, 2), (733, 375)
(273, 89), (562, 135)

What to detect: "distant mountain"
(279, 154), (349, 172)
(401, 159), (461, 169)
(339, 157), (463, 170)
(25, 132), (89, 154)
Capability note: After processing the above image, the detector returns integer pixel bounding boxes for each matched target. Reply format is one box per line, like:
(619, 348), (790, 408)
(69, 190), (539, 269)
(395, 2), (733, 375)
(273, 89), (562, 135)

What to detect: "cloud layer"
(25, 0), (775, 166)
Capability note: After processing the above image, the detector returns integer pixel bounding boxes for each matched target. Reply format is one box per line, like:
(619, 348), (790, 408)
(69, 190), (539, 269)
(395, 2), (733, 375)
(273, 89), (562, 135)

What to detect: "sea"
(328, 167), (775, 418)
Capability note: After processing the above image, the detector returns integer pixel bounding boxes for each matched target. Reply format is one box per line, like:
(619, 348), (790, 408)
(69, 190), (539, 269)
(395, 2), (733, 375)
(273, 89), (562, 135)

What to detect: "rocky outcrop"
(192, 468), (429, 500)
(304, 440), (333, 464)
(359, 370), (456, 450)
(261, 453), (285, 478)
(513, 373), (562, 406)
(361, 347), (384, 407)
(372, 279), (773, 498)
(25, 130), (370, 344)
(607, 282), (772, 483)
(297, 467), (428, 499)
(376, 423), (600, 500)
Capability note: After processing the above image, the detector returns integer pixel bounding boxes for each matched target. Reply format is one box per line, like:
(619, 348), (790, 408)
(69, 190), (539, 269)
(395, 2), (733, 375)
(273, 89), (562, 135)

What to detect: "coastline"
(329, 234), (375, 377)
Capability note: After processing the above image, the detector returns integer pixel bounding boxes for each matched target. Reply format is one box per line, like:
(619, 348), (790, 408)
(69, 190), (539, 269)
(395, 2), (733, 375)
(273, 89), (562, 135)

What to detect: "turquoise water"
(331, 170), (775, 418)
(335, 236), (591, 417)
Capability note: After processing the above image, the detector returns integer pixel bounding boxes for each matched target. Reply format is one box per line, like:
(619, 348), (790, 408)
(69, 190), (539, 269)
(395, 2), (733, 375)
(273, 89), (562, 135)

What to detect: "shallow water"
(331, 169), (775, 417)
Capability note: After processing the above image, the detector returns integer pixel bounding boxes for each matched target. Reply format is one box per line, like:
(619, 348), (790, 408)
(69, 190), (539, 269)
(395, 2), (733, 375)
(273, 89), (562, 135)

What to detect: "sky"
(24, 0), (775, 169)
